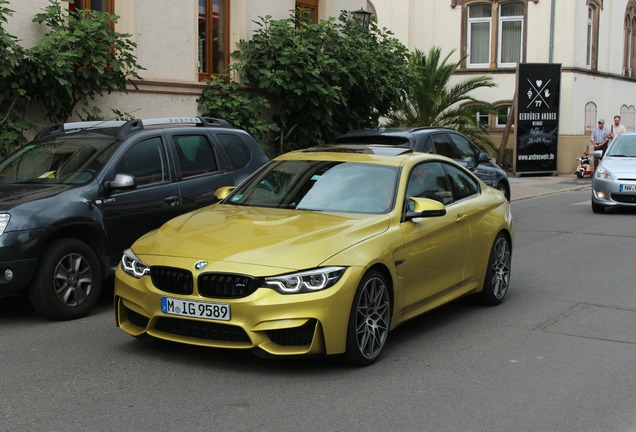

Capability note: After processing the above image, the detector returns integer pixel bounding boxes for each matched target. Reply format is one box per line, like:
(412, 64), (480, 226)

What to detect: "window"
(467, 4), (492, 67)
(431, 133), (457, 159)
(198, 0), (229, 79)
(586, 1), (601, 71)
(296, 0), (318, 24)
(585, 102), (597, 133)
(449, 133), (478, 161)
(443, 163), (480, 202)
(406, 162), (453, 205)
(174, 135), (218, 178)
(217, 134), (251, 169)
(620, 104), (636, 130)
(496, 105), (511, 128)
(476, 111), (490, 127)
(69, 0), (114, 12)
(624, 1), (636, 77)
(498, 3), (523, 66)
(464, 1), (527, 69)
(116, 138), (168, 187)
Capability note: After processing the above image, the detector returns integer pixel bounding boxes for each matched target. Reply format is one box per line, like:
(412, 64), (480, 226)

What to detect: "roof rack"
(34, 116), (234, 141)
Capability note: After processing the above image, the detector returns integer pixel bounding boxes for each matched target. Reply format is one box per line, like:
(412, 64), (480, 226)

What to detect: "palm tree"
(385, 47), (498, 153)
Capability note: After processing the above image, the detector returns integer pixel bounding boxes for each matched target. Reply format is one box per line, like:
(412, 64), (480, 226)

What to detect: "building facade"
(7, 0), (636, 173)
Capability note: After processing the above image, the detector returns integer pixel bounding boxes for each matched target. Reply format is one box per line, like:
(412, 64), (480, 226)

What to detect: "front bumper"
(114, 264), (365, 357)
(592, 177), (636, 207)
(0, 230), (41, 296)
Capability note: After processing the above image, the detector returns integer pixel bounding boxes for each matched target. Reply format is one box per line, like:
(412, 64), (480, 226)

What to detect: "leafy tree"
(0, 0), (29, 155)
(230, 11), (409, 154)
(197, 74), (279, 156)
(19, 0), (144, 123)
(385, 47), (498, 153)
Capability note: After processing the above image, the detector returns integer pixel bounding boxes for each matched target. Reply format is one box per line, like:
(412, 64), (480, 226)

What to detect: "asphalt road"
(1, 189), (635, 432)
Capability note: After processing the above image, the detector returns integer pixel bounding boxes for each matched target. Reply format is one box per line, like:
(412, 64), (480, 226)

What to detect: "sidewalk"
(508, 174), (591, 202)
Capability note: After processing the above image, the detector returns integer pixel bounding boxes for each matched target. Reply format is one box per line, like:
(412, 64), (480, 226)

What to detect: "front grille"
(266, 319), (317, 346)
(126, 307), (149, 329)
(198, 273), (263, 298)
(151, 267), (193, 295)
(611, 193), (636, 204)
(155, 317), (250, 343)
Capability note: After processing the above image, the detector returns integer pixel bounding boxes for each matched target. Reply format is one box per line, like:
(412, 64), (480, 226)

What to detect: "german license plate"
(161, 297), (230, 321)
(619, 184), (636, 192)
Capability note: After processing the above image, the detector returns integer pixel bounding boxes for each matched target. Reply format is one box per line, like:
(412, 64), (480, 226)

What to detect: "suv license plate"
(161, 297), (230, 321)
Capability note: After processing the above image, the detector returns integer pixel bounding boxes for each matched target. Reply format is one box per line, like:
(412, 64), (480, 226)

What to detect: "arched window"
(585, 102), (598, 133)
(620, 104), (636, 130)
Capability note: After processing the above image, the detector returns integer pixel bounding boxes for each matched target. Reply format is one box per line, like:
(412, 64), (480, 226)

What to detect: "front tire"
(479, 233), (511, 305)
(496, 182), (511, 202)
(591, 201), (606, 214)
(345, 270), (391, 366)
(28, 238), (102, 320)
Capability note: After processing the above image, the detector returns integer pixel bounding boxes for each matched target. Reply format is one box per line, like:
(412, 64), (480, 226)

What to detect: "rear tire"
(479, 233), (511, 306)
(345, 270), (391, 366)
(28, 238), (102, 320)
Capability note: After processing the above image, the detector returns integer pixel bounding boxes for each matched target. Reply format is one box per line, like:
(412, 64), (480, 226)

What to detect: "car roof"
(339, 127), (455, 137)
(276, 144), (445, 167)
(33, 116), (235, 142)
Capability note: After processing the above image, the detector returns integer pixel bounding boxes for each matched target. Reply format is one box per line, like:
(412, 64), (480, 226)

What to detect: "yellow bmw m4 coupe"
(115, 145), (513, 365)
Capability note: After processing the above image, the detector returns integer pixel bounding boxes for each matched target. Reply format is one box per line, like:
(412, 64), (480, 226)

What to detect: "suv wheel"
(28, 238), (102, 320)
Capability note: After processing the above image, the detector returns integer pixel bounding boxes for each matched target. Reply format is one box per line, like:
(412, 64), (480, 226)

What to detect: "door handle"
(164, 196), (180, 206)
(456, 214), (468, 223)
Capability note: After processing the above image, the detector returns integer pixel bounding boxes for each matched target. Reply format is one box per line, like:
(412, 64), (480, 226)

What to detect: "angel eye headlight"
(265, 267), (346, 294)
(121, 248), (150, 278)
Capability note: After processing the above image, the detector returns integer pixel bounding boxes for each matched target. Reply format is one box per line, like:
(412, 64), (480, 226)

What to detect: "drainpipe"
(549, 0), (556, 63)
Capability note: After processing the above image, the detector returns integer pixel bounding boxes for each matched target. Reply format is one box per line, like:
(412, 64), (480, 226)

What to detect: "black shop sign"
(515, 63), (561, 174)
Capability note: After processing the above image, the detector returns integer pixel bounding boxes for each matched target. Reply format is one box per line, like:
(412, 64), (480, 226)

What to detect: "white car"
(592, 132), (636, 213)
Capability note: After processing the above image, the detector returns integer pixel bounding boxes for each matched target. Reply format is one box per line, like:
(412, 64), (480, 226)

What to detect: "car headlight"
(265, 267), (346, 294)
(595, 167), (611, 179)
(121, 248), (150, 278)
(0, 214), (9, 236)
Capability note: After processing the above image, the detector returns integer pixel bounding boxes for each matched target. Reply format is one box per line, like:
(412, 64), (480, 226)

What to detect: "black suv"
(336, 127), (510, 200)
(0, 116), (268, 320)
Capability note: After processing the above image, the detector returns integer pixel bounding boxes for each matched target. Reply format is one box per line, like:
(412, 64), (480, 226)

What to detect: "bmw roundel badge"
(194, 261), (207, 271)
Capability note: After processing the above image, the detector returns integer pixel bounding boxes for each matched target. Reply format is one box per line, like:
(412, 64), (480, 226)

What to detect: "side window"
(174, 135), (218, 178)
(217, 133), (251, 169)
(443, 164), (480, 202)
(406, 162), (453, 205)
(116, 137), (168, 187)
(448, 133), (478, 161)
(431, 133), (457, 159)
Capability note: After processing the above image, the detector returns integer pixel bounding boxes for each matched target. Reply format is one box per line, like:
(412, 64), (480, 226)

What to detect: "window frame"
(68, 0), (114, 13)
(296, 0), (319, 24)
(461, 1), (529, 70)
(198, 0), (230, 81)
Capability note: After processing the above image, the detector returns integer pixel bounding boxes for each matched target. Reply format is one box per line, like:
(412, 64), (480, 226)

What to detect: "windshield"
(227, 160), (399, 214)
(607, 135), (636, 157)
(0, 137), (119, 185)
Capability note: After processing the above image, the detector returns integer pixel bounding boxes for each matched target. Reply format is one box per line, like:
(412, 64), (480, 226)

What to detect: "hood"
(601, 157), (636, 176)
(133, 204), (391, 271)
(0, 183), (73, 210)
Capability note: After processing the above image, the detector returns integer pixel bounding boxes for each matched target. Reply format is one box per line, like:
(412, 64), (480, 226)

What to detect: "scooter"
(575, 156), (593, 178)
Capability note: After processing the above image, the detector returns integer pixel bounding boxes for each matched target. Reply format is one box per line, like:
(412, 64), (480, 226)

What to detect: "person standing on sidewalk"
(607, 115), (627, 143)
(591, 119), (609, 170)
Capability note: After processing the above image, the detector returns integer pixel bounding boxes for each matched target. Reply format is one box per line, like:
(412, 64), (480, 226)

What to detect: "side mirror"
(405, 197), (446, 221)
(478, 151), (491, 163)
(105, 173), (136, 191)
(214, 186), (236, 201)
(593, 149), (604, 159)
